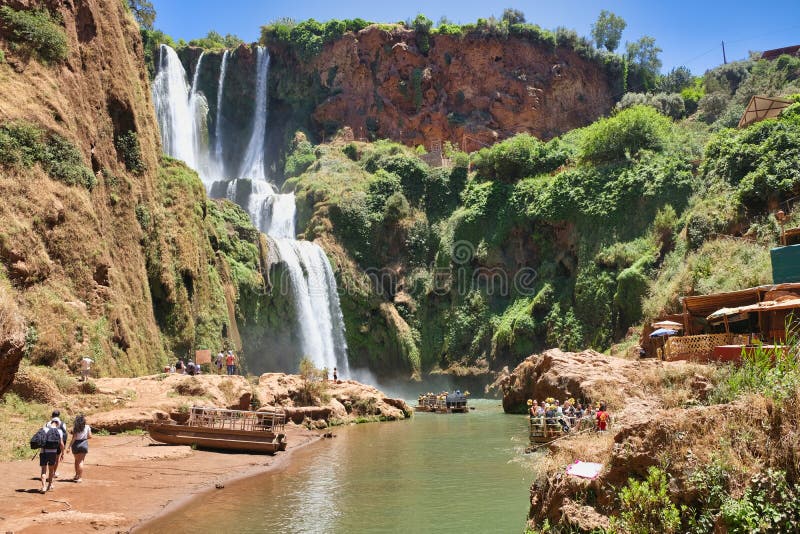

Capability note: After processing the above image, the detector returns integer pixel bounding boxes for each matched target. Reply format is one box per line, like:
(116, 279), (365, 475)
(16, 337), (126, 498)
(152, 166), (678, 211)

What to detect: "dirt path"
(0, 425), (319, 533)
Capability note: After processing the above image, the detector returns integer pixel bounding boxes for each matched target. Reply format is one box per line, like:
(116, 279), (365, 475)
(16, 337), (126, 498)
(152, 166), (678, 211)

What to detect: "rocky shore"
(494, 348), (800, 532)
(0, 372), (410, 532)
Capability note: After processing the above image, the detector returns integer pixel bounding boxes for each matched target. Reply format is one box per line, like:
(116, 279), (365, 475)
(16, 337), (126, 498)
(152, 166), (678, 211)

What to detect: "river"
(142, 399), (536, 533)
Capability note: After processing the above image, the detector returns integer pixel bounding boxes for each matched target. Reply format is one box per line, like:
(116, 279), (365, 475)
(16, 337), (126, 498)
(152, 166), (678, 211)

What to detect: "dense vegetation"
(0, 5), (67, 64)
(0, 121), (95, 189)
(280, 51), (800, 380)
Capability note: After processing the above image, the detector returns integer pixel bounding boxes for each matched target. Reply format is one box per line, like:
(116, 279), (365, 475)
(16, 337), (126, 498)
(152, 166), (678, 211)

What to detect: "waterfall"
(152, 45), (195, 168)
(238, 47), (270, 181)
(188, 52), (208, 180)
(152, 44), (350, 377)
(214, 50), (229, 169)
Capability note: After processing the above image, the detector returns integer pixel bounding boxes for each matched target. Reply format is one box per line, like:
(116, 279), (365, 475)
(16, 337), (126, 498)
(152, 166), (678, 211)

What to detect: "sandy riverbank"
(0, 425), (319, 533)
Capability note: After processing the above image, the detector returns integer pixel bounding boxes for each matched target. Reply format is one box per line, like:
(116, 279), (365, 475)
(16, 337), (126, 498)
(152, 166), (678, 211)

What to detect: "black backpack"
(44, 427), (62, 450)
(30, 428), (48, 450)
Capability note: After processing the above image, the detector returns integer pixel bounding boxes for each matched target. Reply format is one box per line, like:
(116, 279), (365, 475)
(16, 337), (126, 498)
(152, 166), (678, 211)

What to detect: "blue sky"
(150, 0), (800, 74)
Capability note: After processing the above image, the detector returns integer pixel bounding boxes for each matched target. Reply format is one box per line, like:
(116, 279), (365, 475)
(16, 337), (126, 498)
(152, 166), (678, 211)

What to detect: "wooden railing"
(664, 334), (746, 361)
(188, 406), (285, 433)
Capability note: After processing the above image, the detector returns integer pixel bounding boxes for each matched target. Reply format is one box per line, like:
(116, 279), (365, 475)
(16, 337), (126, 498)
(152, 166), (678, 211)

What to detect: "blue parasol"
(650, 328), (678, 338)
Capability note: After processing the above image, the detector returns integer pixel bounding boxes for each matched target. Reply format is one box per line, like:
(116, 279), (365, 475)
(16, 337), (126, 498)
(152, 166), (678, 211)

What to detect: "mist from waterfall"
(152, 44), (349, 377)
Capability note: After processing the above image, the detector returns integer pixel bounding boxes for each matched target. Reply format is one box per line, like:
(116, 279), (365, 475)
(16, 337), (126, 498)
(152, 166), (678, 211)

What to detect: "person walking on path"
(50, 410), (67, 479)
(39, 418), (64, 493)
(225, 350), (236, 375)
(215, 351), (224, 374)
(67, 414), (91, 482)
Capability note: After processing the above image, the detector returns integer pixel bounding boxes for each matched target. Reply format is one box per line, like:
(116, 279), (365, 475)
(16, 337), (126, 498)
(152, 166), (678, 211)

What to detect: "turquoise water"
(141, 400), (535, 533)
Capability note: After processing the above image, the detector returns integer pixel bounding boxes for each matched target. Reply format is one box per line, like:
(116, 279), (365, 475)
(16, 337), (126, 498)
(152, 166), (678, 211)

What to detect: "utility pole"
(722, 41), (727, 64)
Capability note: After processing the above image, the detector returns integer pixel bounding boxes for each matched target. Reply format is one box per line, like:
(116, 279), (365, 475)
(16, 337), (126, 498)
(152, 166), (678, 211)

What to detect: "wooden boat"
(148, 406), (287, 454)
(528, 416), (566, 446)
(415, 391), (469, 413)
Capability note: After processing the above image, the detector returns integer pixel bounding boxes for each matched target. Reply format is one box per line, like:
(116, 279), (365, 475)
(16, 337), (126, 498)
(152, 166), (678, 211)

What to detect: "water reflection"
(142, 400), (535, 534)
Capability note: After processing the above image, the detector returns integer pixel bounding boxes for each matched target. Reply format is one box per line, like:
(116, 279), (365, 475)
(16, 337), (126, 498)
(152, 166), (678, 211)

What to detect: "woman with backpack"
(39, 418), (64, 493)
(68, 414), (92, 482)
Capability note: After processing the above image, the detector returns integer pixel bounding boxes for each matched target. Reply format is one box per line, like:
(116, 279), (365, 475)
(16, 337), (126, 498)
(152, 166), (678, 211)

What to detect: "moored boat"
(148, 406), (287, 454)
(415, 390), (470, 413)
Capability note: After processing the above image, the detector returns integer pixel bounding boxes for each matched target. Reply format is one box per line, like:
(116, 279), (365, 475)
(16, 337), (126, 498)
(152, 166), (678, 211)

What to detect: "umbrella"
(650, 328), (678, 338)
(652, 320), (683, 330)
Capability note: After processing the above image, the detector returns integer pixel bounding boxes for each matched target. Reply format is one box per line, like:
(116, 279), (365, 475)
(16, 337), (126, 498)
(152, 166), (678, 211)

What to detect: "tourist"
(226, 350), (236, 375)
(39, 417), (65, 493)
(527, 399), (536, 418)
(79, 357), (93, 382)
(554, 400), (570, 432)
(68, 414), (92, 482)
(50, 410), (68, 479)
(595, 403), (610, 432)
(333, 367), (338, 381)
(176, 359), (185, 374)
(215, 352), (224, 374)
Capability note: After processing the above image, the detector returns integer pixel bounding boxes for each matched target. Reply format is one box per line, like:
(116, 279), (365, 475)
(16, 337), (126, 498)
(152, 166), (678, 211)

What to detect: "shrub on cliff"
(0, 121), (95, 189)
(260, 18), (371, 60)
(284, 138), (316, 178)
(701, 111), (800, 207)
(114, 130), (145, 175)
(613, 467), (680, 534)
(0, 6), (68, 63)
(0, 6), (67, 64)
(472, 134), (569, 182)
(578, 105), (672, 164)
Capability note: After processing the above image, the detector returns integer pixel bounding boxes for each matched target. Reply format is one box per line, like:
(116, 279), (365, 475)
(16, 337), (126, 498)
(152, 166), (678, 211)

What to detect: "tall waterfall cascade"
(152, 44), (349, 377)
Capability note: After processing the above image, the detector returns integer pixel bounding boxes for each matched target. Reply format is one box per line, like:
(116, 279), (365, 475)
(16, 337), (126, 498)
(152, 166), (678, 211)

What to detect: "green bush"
(701, 115), (800, 207)
(284, 139), (316, 178)
(0, 6), (67, 64)
(382, 191), (410, 222)
(366, 169), (402, 214)
(114, 130), (145, 175)
(578, 105), (672, 164)
(614, 467), (680, 534)
(342, 143), (358, 161)
(0, 121), (95, 189)
(471, 134), (569, 182)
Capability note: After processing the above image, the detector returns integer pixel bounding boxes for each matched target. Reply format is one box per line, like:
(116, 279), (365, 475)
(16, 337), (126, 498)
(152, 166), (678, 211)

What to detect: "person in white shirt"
(80, 357), (93, 381)
(67, 414), (92, 482)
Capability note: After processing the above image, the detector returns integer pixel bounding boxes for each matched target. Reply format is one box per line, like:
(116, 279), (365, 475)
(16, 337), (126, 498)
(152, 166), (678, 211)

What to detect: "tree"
(501, 8), (526, 25)
(127, 0), (155, 30)
(590, 10), (626, 52)
(657, 66), (693, 93)
(626, 36), (663, 91)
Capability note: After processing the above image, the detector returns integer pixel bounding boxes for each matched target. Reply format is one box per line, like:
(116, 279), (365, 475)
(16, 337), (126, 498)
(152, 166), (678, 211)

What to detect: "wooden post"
(682, 300), (690, 335)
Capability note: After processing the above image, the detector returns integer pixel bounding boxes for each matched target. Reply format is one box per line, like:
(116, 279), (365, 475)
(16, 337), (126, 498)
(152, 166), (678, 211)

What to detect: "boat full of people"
(527, 398), (611, 449)
(148, 406), (287, 454)
(415, 390), (470, 413)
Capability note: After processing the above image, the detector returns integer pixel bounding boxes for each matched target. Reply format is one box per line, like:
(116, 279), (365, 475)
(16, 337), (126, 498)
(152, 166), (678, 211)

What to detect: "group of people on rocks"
(36, 410), (92, 494)
(527, 397), (611, 433)
(170, 350), (238, 376)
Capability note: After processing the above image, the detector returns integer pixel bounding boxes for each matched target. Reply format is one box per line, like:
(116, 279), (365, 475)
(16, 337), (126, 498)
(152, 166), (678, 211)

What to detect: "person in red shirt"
(225, 351), (236, 375)
(595, 404), (610, 432)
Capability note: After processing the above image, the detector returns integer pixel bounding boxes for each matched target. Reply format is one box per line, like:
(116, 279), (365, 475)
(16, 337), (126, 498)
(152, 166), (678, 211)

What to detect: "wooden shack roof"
(761, 45), (800, 61)
(682, 282), (800, 318)
(738, 95), (793, 128)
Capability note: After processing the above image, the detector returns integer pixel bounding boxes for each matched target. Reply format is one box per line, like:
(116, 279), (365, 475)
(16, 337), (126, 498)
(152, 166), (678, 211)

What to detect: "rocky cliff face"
(266, 25), (616, 172)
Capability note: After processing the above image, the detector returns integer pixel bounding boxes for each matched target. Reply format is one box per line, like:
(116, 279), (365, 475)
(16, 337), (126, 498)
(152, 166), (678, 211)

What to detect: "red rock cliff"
(272, 26), (617, 150)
